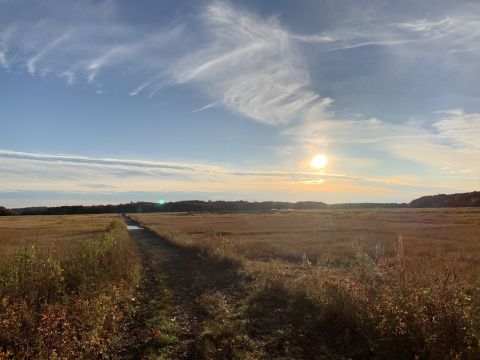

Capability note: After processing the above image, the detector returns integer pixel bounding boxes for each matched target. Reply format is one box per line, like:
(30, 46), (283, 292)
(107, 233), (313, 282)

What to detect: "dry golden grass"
(0, 216), (140, 359)
(0, 214), (118, 262)
(132, 209), (480, 287)
(2, 210), (479, 358)
(132, 209), (480, 359)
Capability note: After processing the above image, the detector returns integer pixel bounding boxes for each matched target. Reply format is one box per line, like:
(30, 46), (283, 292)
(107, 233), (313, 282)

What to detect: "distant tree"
(0, 206), (11, 216)
(12, 197), (439, 216)
(410, 191), (480, 208)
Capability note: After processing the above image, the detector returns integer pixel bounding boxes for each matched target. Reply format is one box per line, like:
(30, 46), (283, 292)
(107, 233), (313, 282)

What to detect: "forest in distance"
(2, 191), (480, 216)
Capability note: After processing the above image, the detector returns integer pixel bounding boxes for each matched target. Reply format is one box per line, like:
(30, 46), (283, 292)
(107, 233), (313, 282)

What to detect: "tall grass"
(248, 247), (480, 358)
(0, 220), (140, 359)
(132, 213), (480, 359)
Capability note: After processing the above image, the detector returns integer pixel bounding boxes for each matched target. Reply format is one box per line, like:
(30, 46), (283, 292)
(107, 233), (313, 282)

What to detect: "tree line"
(8, 200), (331, 216)
(2, 191), (479, 216)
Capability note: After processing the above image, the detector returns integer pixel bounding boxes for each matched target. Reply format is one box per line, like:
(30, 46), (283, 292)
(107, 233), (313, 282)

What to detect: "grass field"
(1, 210), (479, 359)
(133, 209), (480, 287)
(0, 214), (118, 262)
(0, 215), (140, 359)
(132, 209), (480, 359)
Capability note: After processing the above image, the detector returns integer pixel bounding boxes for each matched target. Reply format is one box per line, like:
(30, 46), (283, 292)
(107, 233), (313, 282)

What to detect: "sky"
(1, 0), (480, 207)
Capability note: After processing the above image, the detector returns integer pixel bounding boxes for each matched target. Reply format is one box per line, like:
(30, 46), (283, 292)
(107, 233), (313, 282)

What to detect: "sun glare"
(310, 154), (328, 169)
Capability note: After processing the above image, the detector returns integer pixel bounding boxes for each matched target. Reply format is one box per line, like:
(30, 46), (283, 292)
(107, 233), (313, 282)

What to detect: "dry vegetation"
(0, 214), (118, 262)
(0, 215), (140, 359)
(1, 210), (479, 359)
(132, 209), (480, 359)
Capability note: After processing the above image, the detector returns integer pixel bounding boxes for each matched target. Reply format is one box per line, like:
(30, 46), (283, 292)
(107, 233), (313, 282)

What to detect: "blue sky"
(1, 0), (480, 207)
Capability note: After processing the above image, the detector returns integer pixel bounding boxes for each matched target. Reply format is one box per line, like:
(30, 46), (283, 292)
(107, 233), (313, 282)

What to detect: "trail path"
(123, 219), (246, 359)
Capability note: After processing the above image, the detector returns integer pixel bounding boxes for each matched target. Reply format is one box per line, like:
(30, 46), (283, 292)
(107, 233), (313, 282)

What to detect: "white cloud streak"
(0, 149), (224, 173)
(129, 81), (152, 96)
(170, 1), (333, 125)
(192, 102), (218, 113)
(0, 149), (439, 200)
(26, 33), (70, 75)
(332, 12), (478, 52)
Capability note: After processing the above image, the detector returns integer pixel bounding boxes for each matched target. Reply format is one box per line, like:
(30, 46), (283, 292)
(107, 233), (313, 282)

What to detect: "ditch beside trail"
(123, 219), (250, 359)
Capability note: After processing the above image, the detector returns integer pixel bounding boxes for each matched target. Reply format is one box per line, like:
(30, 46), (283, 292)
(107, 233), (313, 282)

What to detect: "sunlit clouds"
(0, 148), (456, 207)
(1, 0), (480, 205)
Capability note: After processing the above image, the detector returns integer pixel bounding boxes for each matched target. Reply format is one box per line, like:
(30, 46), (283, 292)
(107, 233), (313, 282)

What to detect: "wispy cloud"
(2, 0), (479, 127)
(433, 110), (480, 150)
(26, 33), (70, 75)
(171, 1), (332, 125)
(0, 148), (443, 205)
(384, 111), (480, 179)
(0, 149), (224, 173)
(283, 110), (480, 183)
(192, 102), (218, 113)
(1, 0), (334, 126)
(129, 81), (153, 96)
(60, 70), (75, 85)
(290, 8), (480, 65)
(0, 27), (12, 69)
(1, 0), (184, 92)
(394, 16), (455, 34)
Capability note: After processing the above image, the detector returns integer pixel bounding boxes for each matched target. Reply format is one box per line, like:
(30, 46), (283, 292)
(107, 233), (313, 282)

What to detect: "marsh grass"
(0, 214), (117, 263)
(0, 219), (140, 359)
(132, 210), (480, 359)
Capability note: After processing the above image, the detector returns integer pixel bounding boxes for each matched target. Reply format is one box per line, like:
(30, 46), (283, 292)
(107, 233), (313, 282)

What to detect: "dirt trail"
(123, 219), (247, 359)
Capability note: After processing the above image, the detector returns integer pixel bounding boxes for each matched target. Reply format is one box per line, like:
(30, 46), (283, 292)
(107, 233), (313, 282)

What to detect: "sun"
(310, 154), (328, 169)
